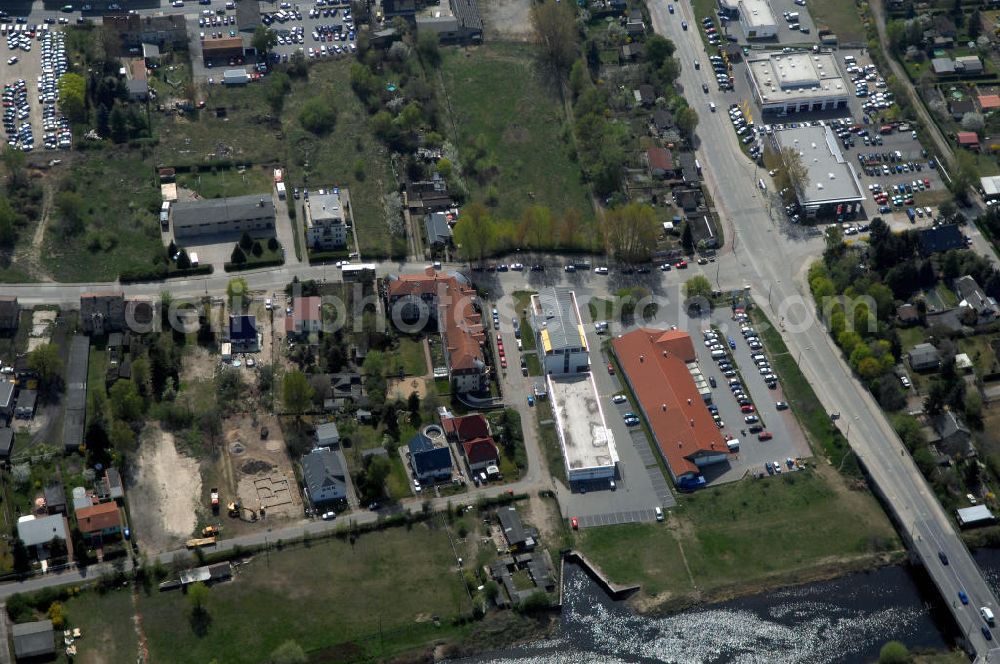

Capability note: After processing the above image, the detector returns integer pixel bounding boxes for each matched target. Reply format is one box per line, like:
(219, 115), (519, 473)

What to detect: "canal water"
(457, 550), (1000, 663)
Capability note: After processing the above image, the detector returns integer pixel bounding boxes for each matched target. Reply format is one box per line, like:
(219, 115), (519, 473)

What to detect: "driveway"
(272, 185), (300, 266)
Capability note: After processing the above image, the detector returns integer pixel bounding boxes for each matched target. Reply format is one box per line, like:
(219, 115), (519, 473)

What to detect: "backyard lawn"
(176, 166), (274, 199)
(440, 44), (594, 226)
(388, 337), (429, 377)
(63, 525), (470, 663)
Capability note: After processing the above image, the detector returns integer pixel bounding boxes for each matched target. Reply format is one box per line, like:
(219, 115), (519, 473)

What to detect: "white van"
(982, 607), (995, 626)
(727, 438), (740, 452)
(751, 353), (767, 362)
(711, 350), (727, 360)
(709, 102), (716, 112)
(655, 507), (664, 521)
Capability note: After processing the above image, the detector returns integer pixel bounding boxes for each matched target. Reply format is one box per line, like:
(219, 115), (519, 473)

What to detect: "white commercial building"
(305, 191), (349, 250)
(548, 373), (619, 482)
(773, 125), (865, 214)
(981, 175), (1000, 200)
(530, 289), (590, 376)
(746, 52), (849, 115)
(737, 0), (777, 39)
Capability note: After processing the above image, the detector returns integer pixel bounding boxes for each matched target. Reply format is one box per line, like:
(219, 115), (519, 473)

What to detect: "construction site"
(198, 413), (304, 541)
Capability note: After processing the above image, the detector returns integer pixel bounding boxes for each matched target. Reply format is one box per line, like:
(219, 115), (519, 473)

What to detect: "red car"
(571, 516), (579, 530)
(675, 260), (688, 269)
(607, 362), (615, 374)
(500, 358), (507, 369)
(740, 405), (755, 413)
(923, 178), (930, 189)
(758, 431), (773, 441)
(498, 341), (504, 352)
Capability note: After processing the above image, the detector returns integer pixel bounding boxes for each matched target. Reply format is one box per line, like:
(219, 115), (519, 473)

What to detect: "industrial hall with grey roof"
(170, 194), (277, 240)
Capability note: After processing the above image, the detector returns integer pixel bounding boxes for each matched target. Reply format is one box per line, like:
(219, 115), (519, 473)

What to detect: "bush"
(299, 96), (337, 135)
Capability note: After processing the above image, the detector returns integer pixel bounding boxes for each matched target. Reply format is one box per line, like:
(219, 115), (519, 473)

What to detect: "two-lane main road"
(647, 1), (1000, 657)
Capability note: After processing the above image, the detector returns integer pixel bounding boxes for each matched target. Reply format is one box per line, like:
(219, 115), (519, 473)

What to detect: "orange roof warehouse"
(611, 328), (730, 490)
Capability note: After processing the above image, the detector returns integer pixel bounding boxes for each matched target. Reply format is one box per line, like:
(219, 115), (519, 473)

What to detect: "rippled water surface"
(458, 562), (958, 664)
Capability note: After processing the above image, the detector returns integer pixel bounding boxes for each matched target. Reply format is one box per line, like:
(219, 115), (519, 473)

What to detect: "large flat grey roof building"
(63, 335), (89, 452)
(773, 125), (865, 212)
(548, 373), (618, 482)
(746, 52), (849, 115)
(171, 194), (276, 240)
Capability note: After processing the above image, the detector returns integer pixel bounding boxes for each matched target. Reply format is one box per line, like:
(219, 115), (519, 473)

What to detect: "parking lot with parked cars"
(1, 23), (70, 152)
(688, 308), (810, 483)
(262, 1), (358, 62)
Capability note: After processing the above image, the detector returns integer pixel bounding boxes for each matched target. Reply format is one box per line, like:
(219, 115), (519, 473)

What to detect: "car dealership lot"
(687, 309), (810, 483)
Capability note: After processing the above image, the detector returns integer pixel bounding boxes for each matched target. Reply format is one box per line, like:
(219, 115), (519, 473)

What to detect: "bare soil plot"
(128, 424), (202, 554)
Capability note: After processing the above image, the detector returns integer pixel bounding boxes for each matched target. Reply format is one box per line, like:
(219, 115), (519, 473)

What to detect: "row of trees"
(452, 200), (661, 262)
(452, 201), (593, 260)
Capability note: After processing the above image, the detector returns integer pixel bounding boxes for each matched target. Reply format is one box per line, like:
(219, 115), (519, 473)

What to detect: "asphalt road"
(649, 0), (1000, 657)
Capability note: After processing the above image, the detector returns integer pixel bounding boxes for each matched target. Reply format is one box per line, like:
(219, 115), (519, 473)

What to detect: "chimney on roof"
(639, 355), (644, 363)
(690, 419), (695, 427)
(662, 404), (667, 411)
(259, 197), (265, 207)
(687, 398), (692, 405)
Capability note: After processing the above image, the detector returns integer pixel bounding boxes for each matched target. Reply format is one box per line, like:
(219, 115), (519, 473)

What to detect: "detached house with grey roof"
(909, 343), (941, 372)
(301, 447), (347, 506)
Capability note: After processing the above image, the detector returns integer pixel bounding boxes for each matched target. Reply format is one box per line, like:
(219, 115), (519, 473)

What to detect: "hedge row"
(119, 264), (213, 283)
(224, 258), (284, 272)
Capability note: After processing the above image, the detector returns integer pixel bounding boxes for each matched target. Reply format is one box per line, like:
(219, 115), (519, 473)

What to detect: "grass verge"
(749, 307), (860, 476)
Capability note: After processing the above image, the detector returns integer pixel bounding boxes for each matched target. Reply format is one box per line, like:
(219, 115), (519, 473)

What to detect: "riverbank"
(572, 464), (903, 614)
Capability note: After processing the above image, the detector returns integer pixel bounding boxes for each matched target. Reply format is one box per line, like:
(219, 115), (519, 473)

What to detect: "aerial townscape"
(7, 0), (1000, 662)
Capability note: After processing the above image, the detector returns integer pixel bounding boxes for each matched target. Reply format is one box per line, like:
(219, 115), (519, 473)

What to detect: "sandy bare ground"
(128, 424), (202, 554)
(479, 0), (534, 40)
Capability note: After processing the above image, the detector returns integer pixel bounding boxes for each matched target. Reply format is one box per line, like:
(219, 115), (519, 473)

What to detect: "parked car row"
(2, 79), (31, 150)
(39, 31), (70, 150)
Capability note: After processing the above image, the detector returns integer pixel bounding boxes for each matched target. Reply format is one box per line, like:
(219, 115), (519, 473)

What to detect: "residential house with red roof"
(76, 502), (123, 544)
(957, 131), (980, 151)
(441, 412), (499, 473)
(285, 296), (323, 338)
(612, 328), (729, 489)
(386, 269), (487, 393)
